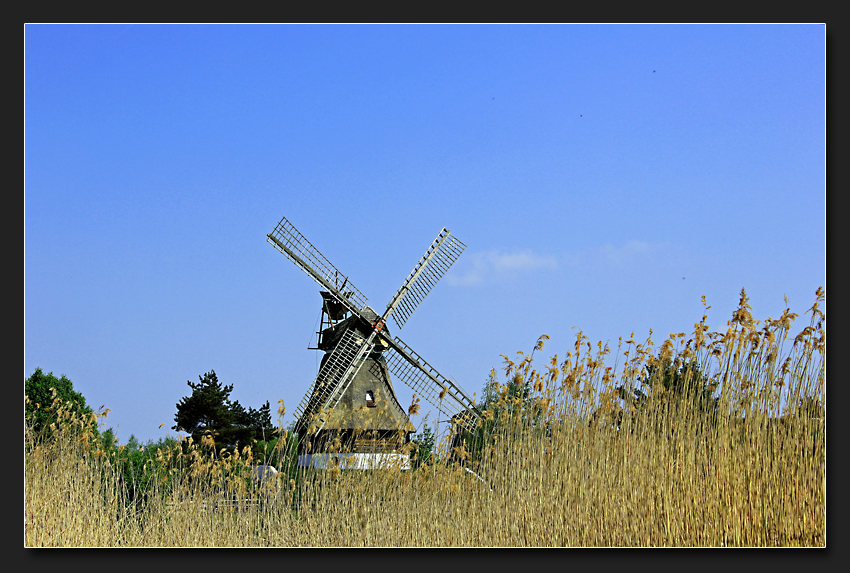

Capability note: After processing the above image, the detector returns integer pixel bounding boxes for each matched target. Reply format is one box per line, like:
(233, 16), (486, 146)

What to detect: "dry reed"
(24, 288), (825, 546)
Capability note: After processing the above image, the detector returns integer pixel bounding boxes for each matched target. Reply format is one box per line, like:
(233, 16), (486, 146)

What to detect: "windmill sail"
(293, 327), (376, 434)
(384, 228), (466, 330)
(268, 214), (480, 461)
(267, 216), (368, 318)
(384, 336), (479, 433)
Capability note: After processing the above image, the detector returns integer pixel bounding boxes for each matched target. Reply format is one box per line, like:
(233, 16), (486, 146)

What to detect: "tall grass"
(24, 288), (825, 546)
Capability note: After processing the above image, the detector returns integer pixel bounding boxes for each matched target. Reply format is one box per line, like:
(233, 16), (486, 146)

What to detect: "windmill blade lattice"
(267, 216), (368, 316)
(384, 336), (479, 433)
(385, 228), (466, 330)
(267, 214), (481, 449)
(293, 328), (376, 433)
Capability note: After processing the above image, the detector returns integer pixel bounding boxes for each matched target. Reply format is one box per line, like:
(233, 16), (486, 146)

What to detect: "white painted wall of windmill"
(298, 453), (411, 470)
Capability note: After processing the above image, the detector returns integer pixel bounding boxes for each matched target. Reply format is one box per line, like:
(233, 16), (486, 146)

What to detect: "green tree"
(610, 353), (719, 432)
(410, 424), (436, 469)
(25, 367), (93, 440)
(638, 354), (717, 413)
(229, 399), (275, 449)
(172, 370), (273, 456)
(108, 433), (182, 506)
(478, 369), (501, 410)
(449, 370), (526, 466)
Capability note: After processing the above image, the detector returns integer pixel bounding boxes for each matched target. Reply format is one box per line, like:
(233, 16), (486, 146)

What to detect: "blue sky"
(25, 24), (825, 445)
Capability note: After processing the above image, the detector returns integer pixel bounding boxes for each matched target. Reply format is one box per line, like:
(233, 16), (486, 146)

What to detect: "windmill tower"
(268, 216), (480, 470)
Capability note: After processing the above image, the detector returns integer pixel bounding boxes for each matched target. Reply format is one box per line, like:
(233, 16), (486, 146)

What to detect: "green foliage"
(270, 431), (300, 482)
(631, 354), (718, 414)
(100, 427), (118, 451)
(608, 354), (719, 433)
(410, 424), (436, 469)
(172, 370), (274, 457)
(110, 434), (182, 506)
(478, 369), (501, 410)
(451, 368), (539, 466)
(255, 434), (297, 471)
(254, 438), (277, 465)
(25, 367), (93, 440)
(642, 355), (717, 408)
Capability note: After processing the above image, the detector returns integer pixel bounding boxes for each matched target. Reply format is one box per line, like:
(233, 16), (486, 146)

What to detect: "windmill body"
(267, 216), (481, 470)
(300, 302), (414, 469)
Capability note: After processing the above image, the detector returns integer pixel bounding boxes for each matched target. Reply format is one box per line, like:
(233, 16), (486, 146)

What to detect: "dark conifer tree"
(173, 370), (274, 455)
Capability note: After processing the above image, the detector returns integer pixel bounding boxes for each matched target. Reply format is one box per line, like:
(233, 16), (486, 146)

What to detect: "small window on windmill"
(366, 391), (375, 408)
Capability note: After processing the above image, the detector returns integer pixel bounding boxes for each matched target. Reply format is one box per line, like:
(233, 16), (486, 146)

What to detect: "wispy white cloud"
(564, 240), (677, 271)
(446, 241), (673, 286)
(597, 240), (654, 266)
(447, 249), (558, 286)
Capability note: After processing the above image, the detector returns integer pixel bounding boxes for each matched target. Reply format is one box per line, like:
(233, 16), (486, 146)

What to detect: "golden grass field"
(24, 288), (825, 547)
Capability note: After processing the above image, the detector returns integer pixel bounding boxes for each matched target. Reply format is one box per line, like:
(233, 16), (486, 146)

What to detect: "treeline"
(25, 367), (298, 509)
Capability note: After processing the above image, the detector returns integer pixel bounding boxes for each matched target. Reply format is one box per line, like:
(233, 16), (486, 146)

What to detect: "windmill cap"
(361, 306), (379, 323)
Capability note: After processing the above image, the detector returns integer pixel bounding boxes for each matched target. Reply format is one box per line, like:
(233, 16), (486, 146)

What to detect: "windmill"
(268, 216), (480, 470)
